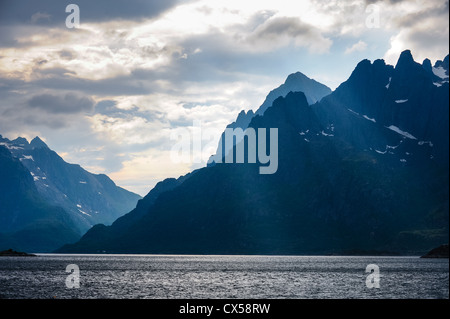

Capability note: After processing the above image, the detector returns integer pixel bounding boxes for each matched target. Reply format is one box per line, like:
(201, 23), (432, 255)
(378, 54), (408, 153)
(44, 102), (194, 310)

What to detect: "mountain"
(0, 145), (80, 252)
(432, 54), (449, 82)
(0, 136), (141, 252)
(58, 51), (449, 255)
(315, 50), (449, 163)
(255, 71), (333, 116)
(209, 71), (331, 164)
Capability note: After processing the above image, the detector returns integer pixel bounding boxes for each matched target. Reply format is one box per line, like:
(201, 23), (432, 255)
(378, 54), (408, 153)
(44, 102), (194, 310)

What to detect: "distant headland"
(0, 249), (37, 257)
(421, 245), (449, 258)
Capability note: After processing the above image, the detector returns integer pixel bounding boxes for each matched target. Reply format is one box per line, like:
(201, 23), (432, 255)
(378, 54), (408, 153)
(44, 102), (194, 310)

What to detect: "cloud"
(0, 0), (181, 26)
(345, 40), (368, 54)
(109, 149), (192, 196)
(383, 0), (449, 64)
(31, 74), (157, 97)
(0, 80), (90, 132)
(247, 16), (333, 53)
(27, 92), (95, 114)
(307, 0), (448, 63)
(30, 12), (51, 24)
(58, 49), (76, 60)
(88, 113), (167, 146)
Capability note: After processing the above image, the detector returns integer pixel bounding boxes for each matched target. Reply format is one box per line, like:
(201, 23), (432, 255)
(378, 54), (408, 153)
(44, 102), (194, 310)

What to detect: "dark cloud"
(0, 64), (156, 99)
(0, 90), (91, 133)
(383, 0), (449, 62)
(393, 2), (449, 28)
(0, 0), (181, 26)
(27, 92), (95, 114)
(0, 77), (29, 94)
(22, 112), (69, 129)
(128, 20), (302, 86)
(35, 67), (77, 77)
(246, 16), (332, 53)
(36, 59), (48, 65)
(252, 17), (313, 38)
(94, 100), (143, 118)
(28, 71), (155, 96)
(0, 25), (31, 48)
(58, 49), (76, 60)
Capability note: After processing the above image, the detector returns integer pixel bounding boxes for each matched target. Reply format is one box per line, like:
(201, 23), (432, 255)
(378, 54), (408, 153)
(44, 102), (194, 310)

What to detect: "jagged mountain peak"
(273, 90), (309, 109)
(11, 137), (29, 147)
(355, 58), (372, 69)
(30, 136), (49, 149)
(348, 58), (391, 78)
(432, 54), (449, 81)
(0, 133), (142, 252)
(284, 71), (312, 85)
(434, 54), (449, 70)
(395, 49), (415, 68)
(209, 71), (332, 165)
(336, 57), (393, 96)
(256, 71), (331, 116)
(1, 136), (49, 151)
(235, 109), (254, 122)
(422, 58), (433, 72)
(350, 58), (388, 75)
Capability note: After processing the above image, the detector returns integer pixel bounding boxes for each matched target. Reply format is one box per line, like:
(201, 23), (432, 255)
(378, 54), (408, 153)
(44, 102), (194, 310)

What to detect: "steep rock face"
(59, 51), (449, 255)
(0, 136), (141, 234)
(0, 146), (80, 252)
(316, 52), (449, 164)
(0, 135), (142, 252)
(255, 71), (332, 116)
(209, 71), (332, 165)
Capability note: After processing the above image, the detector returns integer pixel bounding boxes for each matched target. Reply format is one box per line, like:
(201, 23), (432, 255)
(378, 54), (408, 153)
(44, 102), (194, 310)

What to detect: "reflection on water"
(0, 255), (448, 299)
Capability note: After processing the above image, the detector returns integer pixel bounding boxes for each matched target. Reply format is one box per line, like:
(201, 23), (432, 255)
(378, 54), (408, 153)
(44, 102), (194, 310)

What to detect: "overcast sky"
(0, 0), (448, 196)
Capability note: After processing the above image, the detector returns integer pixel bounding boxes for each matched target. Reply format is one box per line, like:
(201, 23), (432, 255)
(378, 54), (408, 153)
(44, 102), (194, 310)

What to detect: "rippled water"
(0, 255), (448, 299)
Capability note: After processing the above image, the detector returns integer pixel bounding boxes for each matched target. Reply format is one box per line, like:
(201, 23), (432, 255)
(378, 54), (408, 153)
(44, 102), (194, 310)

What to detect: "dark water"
(0, 255), (448, 299)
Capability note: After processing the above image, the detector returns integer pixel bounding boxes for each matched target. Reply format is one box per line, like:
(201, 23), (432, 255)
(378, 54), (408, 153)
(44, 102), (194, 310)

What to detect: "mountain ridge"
(0, 135), (142, 252)
(0, 145), (80, 252)
(209, 70), (332, 165)
(56, 50), (449, 255)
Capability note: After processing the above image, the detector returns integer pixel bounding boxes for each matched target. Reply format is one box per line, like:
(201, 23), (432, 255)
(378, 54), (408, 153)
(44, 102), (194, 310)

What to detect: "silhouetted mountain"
(58, 51), (449, 255)
(256, 71), (332, 116)
(209, 71), (331, 165)
(0, 135), (141, 252)
(421, 244), (449, 258)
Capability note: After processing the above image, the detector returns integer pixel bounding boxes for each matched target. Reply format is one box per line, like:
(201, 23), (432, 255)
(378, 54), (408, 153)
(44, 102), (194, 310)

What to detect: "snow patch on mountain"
(433, 66), (448, 79)
(363, 115), (376, 123)
(386, 125), (417, 140)
(386, 77), (392, 89)
(321, 131), (334, 137)
(418, 141), (433, 147)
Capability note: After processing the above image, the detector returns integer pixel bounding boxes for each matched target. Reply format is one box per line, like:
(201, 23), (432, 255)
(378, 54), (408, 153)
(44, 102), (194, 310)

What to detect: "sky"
(0, 0), (448, 196)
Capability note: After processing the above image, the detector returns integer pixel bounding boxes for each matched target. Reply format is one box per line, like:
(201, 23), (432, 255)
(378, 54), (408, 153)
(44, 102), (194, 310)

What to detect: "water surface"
(0, 255), (447, 299)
